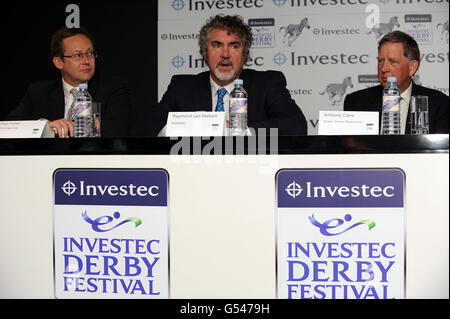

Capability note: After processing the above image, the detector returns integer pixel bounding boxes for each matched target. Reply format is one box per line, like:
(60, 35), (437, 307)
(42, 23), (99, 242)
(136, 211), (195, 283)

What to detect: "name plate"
(318, 111), (378, 135)
(166, 112), (225, 136)
(0, 120), (53, 138)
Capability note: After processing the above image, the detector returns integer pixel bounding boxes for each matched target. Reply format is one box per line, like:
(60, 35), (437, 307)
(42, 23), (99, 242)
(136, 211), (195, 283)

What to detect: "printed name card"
(53, 169), (169, 299)
(0, 120), (53, 138)
(318, 111), (379, 135)
(165, 112), (225, 136)
(276, 169), (405, 299)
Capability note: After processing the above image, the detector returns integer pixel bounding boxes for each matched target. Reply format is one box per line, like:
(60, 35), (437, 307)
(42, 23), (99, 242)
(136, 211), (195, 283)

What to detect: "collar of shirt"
(400, 81), (413, 134)
(210, 76), (235, 117)
(62, 78), (78, 119)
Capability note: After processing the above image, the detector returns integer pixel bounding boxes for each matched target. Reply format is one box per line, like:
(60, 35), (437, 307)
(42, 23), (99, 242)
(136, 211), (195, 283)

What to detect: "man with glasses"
(5, 27), (131, 137)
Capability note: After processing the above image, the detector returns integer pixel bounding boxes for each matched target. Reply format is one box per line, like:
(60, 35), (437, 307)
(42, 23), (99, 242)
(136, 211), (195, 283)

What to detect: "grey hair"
(378, 30), (421, 65)
(198, 14), (253, 60)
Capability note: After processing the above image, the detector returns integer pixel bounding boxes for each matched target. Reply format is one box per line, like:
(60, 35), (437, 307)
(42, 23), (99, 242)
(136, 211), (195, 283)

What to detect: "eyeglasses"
(62, 51), (98, 61)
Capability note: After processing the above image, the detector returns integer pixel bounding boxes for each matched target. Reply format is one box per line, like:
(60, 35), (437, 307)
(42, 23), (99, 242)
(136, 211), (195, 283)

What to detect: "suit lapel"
(239, 69), (250, 96)
(88, 72), (100, 102)
(404, 83), (419, 134)
(48, 80), (65, 119)
(238, 69), (251, 110)
(405, 82), (425, 134)
(373, 85), (383, 132)
(198, 71), (212, 111)
(239, 69), (249, 85)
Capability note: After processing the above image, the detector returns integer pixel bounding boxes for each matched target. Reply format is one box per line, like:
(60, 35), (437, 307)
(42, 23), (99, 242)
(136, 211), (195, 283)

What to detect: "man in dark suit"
(141, 15), (307, 136)
(344, 31), (448, 134)
(5, 27), (131, 137)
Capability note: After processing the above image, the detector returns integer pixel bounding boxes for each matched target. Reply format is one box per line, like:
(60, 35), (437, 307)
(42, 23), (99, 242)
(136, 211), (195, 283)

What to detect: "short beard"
(214, 68), (235, 83)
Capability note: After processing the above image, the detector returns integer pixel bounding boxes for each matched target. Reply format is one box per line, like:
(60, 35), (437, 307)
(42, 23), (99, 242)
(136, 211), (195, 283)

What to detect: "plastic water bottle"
(229, 79), (248, 136)
(73, 83), (93, 138)
(381, 77), (401, 135)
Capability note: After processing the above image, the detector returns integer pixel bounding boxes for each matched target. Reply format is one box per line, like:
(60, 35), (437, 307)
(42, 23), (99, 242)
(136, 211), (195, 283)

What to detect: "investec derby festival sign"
(276, 169), (405, 299)
(53, 169), (169, 298)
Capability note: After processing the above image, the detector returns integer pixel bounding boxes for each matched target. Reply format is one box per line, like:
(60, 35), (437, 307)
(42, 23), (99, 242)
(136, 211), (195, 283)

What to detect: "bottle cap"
(387, 77), (397, 83)
(234, 79), (243, 86)
(78, 83), (88, 90)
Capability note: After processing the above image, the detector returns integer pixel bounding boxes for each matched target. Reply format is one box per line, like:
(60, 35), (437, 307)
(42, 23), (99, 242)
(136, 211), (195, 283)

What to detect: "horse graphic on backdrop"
(367, 16), (400, 39)
(319, 77), (354, 106)
(437, 20), (449, 44)
(279, 18), (310, 46)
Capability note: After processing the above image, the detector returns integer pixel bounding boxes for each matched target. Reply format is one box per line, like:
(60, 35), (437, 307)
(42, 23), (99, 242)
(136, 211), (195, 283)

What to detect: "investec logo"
(171, 54), (264, 69)
(285, 181), (395, 199)
(272, 52), (369, 66)
(171, 0), (264, 11)
(171, 55), (207, 69)
(274, 0), (370, 6)
(61, 180), (159, 197)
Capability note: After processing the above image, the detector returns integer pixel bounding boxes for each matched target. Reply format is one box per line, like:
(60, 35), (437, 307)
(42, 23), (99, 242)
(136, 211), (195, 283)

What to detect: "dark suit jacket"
(135, 69), (307, 136)
(343, 83), (449, 134)
(5, 73), (132, 137)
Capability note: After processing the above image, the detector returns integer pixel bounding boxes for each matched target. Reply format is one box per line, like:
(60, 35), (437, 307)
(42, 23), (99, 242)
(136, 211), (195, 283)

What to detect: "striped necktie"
(215, 88), (227, 112)
(66, 88), (79, 121)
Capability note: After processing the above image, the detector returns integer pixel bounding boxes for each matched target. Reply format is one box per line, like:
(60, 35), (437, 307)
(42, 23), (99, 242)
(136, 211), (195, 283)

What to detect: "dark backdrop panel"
(1, 1), (158, 122)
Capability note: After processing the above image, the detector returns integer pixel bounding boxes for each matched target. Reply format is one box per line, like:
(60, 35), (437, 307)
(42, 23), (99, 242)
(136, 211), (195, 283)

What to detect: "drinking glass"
(410, 95), (429, 135)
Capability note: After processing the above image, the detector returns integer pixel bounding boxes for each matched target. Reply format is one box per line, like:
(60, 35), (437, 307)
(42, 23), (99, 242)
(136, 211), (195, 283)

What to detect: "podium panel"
(0, 136), (448, 299)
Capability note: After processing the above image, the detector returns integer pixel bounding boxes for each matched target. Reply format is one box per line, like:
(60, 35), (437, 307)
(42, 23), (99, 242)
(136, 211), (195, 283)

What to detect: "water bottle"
(73, 83), (93, 138)
(229, 79), (248, 136)
(381, 77), (401, 135)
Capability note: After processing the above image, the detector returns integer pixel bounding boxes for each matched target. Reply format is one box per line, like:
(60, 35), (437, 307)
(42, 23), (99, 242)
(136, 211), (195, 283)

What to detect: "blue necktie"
(215, 88), (227, 112)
